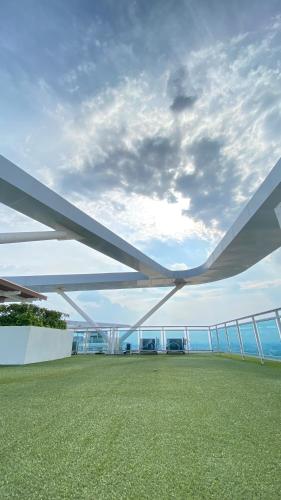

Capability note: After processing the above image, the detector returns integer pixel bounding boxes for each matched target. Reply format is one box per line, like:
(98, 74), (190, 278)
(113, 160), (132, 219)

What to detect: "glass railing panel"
(239, 321), (259, 356)
(256, 318), (281, 359)
(87, 342), (107, 353)
(217, 326), (229, 352)
(210, 329), (218, 351)
(165, 329), (185, 351)
(120, 330), (139, 351)
(139, 329), (161, 351)
(188, 329), (210, 351)
(226, 325), (241, 354)
(73, 332), (87, 353)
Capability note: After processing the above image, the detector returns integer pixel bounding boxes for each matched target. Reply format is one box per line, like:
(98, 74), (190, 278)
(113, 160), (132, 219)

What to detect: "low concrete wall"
(0, 326), (73, 365)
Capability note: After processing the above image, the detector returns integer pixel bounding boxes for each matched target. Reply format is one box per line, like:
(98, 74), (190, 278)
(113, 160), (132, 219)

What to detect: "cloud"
(51, 17), (281, 244)
(177, 137), (240, 227)
(167, 66), (198, 112)
(62, 134), (180, 200)
(170, 95), (197, 112)
(240, 278), (281, 290)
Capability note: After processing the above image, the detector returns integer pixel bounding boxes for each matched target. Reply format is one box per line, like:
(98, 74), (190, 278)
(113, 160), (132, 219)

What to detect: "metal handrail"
(69, 306), (281, 331)
(70, 306), (281, 364)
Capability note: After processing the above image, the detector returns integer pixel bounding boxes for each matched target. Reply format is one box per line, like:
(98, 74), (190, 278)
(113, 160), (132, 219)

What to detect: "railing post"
(225, 323), (231, 352)
(184, 327), (188, 353)
(252, 316), (264, 365)
(84, 329), (88, 354)
(107, 329), (110, 354)
(163, 328), (167, 352)
(160, 327), (164, 352)
(275, 310), (281, 342)
(208, 327), (213, 352)
(236, 321), (245, 360)
(215, 326), (221, 353)
(139, 328), (143, 351)
(187, 328), (191, 353)
(112, 329), (117, 354)
(137, 328), (141, 352)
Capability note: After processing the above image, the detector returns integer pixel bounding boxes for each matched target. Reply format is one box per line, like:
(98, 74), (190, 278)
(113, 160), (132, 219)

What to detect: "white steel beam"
(0, 155), (169, 278)
(0, 230), (73, 244)
(7, 158), (281, 293)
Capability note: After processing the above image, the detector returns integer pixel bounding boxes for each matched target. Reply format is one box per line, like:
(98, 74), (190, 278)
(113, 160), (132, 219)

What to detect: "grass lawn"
(0, 354), (281, 499)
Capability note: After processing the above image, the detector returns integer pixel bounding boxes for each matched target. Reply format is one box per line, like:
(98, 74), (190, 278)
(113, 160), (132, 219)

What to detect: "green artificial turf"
(0, 355), (281, 500)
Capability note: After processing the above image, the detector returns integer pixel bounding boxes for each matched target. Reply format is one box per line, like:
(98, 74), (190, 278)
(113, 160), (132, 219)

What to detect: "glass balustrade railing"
(70, 307), (281, 362)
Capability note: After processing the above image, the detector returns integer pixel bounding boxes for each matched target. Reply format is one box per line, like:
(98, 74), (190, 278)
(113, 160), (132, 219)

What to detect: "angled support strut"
(57, 289), (98, 327)
(120, 283), (185, 343)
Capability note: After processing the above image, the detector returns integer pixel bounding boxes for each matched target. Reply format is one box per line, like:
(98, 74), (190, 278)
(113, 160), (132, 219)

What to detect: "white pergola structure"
(0, 154), (281, 352)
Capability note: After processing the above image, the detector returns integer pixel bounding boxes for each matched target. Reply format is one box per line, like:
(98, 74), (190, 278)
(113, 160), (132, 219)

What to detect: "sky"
(0, 0), (281, 326)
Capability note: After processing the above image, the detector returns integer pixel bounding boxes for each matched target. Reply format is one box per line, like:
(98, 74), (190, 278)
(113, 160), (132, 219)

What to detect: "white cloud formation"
(240, 278), (281, 290)
(38, 15), (281, 247)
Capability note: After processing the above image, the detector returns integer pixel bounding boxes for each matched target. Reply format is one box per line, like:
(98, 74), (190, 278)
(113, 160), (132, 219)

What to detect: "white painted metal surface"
(275, 202), (281, 228)
(3, 156), (280, 293)
(0, 154), (168, 278)
(58, 290), (98, 326)
(0, 230), (72, 244)
(0, 154), (280, 330)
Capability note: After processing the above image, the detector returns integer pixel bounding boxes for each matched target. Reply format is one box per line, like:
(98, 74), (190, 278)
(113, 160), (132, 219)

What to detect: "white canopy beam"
(0, 230), (73, 244)
(6, 158), (281, 292)
(0, 154), (169, 278)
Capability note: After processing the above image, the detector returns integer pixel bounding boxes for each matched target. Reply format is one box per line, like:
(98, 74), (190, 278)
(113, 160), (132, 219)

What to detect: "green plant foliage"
(0, 303), (67, 329)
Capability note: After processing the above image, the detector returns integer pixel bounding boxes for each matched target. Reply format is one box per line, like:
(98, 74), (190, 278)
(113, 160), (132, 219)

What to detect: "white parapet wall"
(0, 326), (73, 365)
